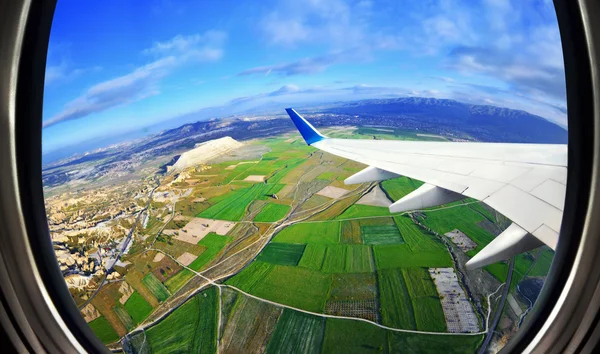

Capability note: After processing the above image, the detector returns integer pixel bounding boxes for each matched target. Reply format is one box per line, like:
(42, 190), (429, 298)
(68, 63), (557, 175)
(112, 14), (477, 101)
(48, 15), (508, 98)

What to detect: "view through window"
(42, 1), (567, 353)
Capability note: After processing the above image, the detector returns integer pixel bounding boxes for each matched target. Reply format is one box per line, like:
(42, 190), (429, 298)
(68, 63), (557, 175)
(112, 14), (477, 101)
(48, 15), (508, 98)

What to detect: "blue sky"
(43, 0), (566, 153)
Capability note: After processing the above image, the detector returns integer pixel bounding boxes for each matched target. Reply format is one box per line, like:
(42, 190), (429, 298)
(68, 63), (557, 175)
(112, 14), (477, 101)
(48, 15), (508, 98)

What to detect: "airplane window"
(41, 1), (566, 352)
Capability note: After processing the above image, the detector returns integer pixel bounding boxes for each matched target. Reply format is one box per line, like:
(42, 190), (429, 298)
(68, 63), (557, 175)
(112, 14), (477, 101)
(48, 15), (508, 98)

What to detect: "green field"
(345, 245), (373, 273)
(402, 268), (446, 332)
(258, 243), (306, 266)
(198, 182), (285, 221)
(88, 316), (120, 344)
(145, 288), (218, 354)
(229, 262), (332, 312)
(266, 309), (326, 354)
(226, 260), (275, 291)
(361, 224), (404, 245)
(374, 244), (452, 269)
(298, 244), (327, 270)
(164, 268), (194, 293)
(378, 268), (417, 329)
(381, 177), (422, 201)
(254, 203), (291, 222)
(124, 291), (154, 324)
(419, 204), (496, 255)
(143, 272), (170, 302)
(273, 222), (340, 244)
(322, 318), (388, 353)
(322, 245), (347, 273)
(114, 306), (134, 330)
(529, 248), (555, 276)
(387, 332), (484, 354)
(337, 204), (392, 219)
(188, 233), (232, 271)
(329, 273), (377, 301)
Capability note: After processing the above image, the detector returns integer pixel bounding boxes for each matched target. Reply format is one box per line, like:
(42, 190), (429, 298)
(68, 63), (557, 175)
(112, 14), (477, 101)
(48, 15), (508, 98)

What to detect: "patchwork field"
(142, 272), (170, 302)
(258, 243), (306, 266)
(266, 310), (325, 354)
(88, 316), (119, 344)
(254, 203), (291, 222)
(144, 288), (218, 354)
(124, 291), (153, 324)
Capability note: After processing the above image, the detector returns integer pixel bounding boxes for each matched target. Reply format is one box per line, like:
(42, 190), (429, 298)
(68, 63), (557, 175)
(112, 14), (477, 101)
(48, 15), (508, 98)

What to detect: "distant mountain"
(325, 98), (568, 144)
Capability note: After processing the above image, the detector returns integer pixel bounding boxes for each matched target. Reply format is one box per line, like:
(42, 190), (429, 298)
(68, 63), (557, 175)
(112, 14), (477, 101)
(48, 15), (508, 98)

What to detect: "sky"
(42, 0), (567, 153)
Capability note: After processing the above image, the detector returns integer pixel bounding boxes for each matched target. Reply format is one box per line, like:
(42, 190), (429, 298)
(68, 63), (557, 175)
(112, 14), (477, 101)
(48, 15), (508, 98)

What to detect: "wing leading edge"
(285, 108), (567, 269)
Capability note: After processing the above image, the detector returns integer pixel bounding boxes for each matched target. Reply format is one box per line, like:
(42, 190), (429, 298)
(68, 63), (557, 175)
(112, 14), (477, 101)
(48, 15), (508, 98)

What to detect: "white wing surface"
(286, 108), (567, 269)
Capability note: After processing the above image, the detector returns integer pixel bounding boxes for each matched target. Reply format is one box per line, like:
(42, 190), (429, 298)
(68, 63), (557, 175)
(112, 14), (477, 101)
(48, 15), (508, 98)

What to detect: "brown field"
(152, 253), (165, 263)
(118, 281), (134, 305)
(152, 255), (182, 282)
(317, 185), (351, 199)
(243, 175), (266, 182)
(81, 303), (101, 323)
(154, 238), (206, 258)
(176, 252), (197, 266)
(163, 217), (236, 244)
(90, 282), (128, 337)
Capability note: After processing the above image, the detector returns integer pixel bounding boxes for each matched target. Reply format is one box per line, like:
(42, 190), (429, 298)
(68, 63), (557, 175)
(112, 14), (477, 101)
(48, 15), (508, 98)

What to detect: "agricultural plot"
(198, 182), (285, 221)
(378, 268), (417, 329)
(387, 332), (484, 354)
(152, 255), (182, 282)
(88, 316), (119, 344)
(336, 204), (392, 219)
(123, 291), (154, 324)
(345, 245), (373, 273)
(226, 261), (274, 291)
(381, 177), (423, 201)
(322, 318), (388, 354)
(188, 233), (232, 271)
(322, 245), (347, 273)
(444, 229), (478, 252)
(113, 306), (134, 331)
(325, 299), (378, 322)
(142, 272), (170, 302)
(529, 248), (555, 277)
(219, 295), (283, 353)
(257, 243), (306, 266)
(298, 244), (327, 270)
(361, 224), (404, 245)
(341, 220), (361, 244)
(164, 268), (194, 293)
(419, 204), (496, 255)
(254, 203), (291, 222)
(145, 288), (218, 354)
(266, 310), (325, 354)
(273, 222), (340, 244)
(403, 268), (446, 332)
(374, 244), (452, 269)
(429, 268), (479, 333)
(231, 264), (332, 312)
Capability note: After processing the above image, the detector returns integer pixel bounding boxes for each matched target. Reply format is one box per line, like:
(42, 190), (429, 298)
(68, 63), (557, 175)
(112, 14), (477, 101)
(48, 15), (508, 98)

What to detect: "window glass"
(43, 1), (566, 352)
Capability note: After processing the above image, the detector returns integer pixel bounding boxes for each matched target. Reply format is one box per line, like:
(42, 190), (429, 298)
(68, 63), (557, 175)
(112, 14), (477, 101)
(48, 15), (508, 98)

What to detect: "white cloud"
(44, 31), (226, 128)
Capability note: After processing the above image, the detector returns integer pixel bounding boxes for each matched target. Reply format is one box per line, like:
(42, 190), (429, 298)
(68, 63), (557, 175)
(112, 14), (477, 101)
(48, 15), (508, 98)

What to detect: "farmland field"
(273, 222), (340, 244)
(114, 306), (134, 330)
(254, 203), (291, 222)
(322, 245), (347, 273)
(328, 273), (377, 301)
(402, 268), (446, 332)
(145, 288), (218, 354)
(344, 245), (373, 273)
(361, 224), (404, 245)
(164, 268), (194, 293)
(322, 318), (388, 353)
(143, 272), (170, 302)
(298, 244), (327, 270)
(123, 291), (154, 324)
(88, 316), (120, 344)
(188, 233), (232, 271)
(266, 310), (326, 354)
(374, 244), (452, 269)
(381, 177), (422, 201)
(230, 263), (332, 312)
(258, 243), (306, 266)
(378, 268), (417, 329)
(336, 204), (392, 219)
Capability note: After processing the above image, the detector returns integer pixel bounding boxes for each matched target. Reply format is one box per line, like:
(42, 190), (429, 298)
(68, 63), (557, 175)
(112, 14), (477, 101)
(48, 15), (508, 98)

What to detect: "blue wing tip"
(285, 108), (325, 146)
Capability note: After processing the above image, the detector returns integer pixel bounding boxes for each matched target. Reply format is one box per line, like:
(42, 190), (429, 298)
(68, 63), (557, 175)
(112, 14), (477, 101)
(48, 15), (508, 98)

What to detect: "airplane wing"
(286, 108), (567, 269)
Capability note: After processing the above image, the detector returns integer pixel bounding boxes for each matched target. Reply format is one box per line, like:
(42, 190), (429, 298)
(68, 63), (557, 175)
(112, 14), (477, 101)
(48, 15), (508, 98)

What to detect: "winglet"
(285, 108), (327, 145)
